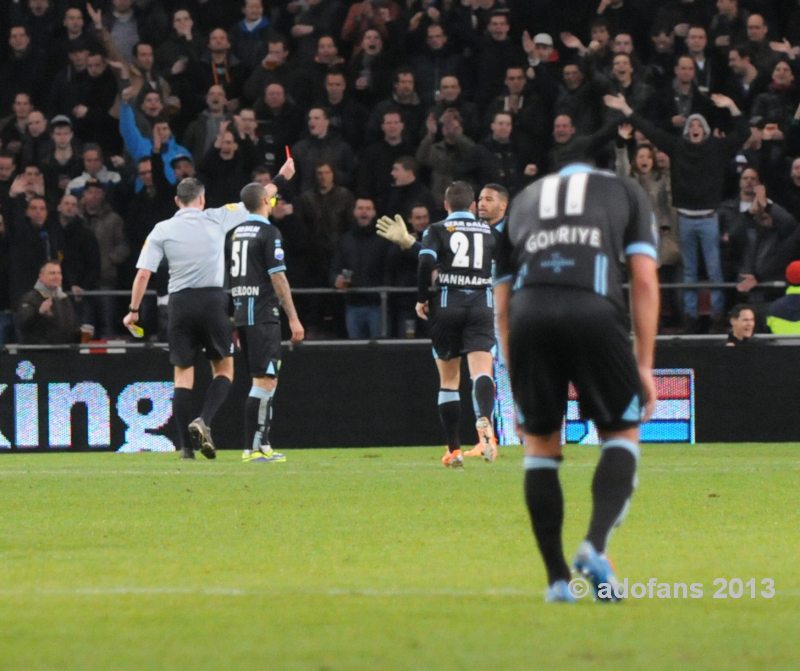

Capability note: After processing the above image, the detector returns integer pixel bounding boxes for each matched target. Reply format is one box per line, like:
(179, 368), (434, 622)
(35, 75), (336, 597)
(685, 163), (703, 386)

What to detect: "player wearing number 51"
(228, 181), (304, 463)
(416, 181), (501, 468)
(123, 159), (295, 459)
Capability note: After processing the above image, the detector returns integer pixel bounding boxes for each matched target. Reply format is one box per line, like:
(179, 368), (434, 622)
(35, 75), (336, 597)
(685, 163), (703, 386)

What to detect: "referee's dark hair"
(176, 178), (205, 205)
(444, 181), (475, 212)
(240, 182), (268, 212)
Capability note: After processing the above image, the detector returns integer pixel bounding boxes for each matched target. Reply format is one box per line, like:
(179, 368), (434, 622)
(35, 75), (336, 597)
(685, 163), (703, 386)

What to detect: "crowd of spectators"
(2, 0), (800, 344)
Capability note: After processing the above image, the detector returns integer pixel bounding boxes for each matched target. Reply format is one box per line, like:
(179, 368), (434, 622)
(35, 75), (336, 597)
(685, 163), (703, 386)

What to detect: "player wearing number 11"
(416, 181), (501, 467)
(494, 163), (659, 601)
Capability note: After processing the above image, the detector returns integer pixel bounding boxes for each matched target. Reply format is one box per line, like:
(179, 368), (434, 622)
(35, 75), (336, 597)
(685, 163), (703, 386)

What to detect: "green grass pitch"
(0, 444), (797, 671)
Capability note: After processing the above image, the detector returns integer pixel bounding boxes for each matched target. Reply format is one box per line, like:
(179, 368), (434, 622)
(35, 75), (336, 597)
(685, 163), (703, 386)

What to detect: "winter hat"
(786, 260), (800, 286)
(683, 113), (710, 139)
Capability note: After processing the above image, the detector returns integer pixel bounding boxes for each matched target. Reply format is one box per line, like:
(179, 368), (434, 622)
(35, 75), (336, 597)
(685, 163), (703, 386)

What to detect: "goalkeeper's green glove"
(376, 214), (416, 250)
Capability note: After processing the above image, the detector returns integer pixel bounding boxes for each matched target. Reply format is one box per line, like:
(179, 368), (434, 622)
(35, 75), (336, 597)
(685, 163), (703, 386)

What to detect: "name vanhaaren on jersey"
(437, 273), (492, 287)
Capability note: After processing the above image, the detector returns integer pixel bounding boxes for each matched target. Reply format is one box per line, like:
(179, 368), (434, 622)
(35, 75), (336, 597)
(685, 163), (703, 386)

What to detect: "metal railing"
(3, 280), (794, 350)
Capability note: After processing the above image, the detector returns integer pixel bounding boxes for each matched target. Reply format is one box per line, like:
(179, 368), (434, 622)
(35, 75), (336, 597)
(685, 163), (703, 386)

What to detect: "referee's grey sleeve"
(136, 231), (165, 272)
(205, 202), (249, 232)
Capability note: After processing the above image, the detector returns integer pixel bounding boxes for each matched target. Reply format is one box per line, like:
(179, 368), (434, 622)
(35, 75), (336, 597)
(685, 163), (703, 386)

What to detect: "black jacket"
(60, 216), (100, 292)
(330, 222), (392, 306)
(15, 288), (78, 344)
(630, 113), (750, 210)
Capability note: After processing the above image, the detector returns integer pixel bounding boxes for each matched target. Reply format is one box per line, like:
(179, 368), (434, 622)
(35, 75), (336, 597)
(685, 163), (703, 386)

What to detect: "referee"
(123, 160), (295, 459)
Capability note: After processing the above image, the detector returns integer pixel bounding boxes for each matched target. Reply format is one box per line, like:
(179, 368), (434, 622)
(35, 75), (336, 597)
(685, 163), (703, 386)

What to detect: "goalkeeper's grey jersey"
(136, 203), (248, 294)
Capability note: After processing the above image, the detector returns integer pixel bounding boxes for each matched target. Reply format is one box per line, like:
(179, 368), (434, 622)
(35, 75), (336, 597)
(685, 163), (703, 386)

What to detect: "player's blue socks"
(246, 386), (274, 450)
(524, 455), (571, 585)
(200, 375), (232, 426)
(437, 389), (461, 452)
(586, 439), (639, 552)
(172, 387), (193, 449)
(471, 374), (495, 421)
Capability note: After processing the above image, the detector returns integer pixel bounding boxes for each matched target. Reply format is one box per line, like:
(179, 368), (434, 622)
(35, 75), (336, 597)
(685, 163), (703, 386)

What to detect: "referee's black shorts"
(508, 286), (643, 435)
(429, 288), (494, 360)
(167, 288), (233, 367)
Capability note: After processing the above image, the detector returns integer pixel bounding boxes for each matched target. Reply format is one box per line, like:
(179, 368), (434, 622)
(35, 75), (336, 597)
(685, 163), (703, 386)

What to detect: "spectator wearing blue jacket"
(119, 96), (189, 186)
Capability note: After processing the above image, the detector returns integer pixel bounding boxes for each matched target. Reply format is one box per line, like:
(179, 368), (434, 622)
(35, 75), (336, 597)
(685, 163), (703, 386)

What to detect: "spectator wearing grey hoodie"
(605, 92), (750, 333)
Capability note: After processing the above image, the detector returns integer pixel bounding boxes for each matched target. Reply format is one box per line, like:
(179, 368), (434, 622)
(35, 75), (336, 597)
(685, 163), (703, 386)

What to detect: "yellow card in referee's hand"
(127, 323), (144, 338)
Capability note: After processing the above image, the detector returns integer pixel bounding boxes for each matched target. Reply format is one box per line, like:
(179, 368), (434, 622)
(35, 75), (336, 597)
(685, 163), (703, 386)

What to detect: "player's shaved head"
(176, 178), (205, 206)
(444, 181), (475, 212)
(240, 182), (268, 212)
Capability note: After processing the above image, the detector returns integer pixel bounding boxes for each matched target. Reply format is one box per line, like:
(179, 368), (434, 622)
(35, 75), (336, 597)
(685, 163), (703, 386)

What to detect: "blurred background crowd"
(2, 0), (800, 344)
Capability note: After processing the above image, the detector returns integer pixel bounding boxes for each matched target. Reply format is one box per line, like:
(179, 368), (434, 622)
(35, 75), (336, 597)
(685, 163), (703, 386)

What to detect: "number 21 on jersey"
(450, 231), (484, 269)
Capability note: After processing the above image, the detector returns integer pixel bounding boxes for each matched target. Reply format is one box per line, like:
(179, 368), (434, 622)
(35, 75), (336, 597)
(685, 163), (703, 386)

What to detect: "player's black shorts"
(237, 322), (282, 377)
(167, 288), (233, 367)
(508, 286), (643, 435)
(429, 288), (494, 360)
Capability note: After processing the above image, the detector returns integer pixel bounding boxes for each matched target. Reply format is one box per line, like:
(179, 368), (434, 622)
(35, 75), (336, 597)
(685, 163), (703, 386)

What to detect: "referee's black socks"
(524, 456), (571, 585)
(586, 439), (639, 553)
(437, 389), (461, 452)
(200, 376), (232, 427)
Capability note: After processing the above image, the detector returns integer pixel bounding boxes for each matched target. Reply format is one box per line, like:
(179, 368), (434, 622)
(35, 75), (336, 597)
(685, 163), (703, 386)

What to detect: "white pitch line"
(0, 586), (797, 598)
(0, 586), (536, 598)
(0, 462), (796, 478)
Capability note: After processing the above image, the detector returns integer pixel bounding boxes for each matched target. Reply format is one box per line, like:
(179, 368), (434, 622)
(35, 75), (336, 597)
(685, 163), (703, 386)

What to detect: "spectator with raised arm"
(615, 123), (681, 330)
(89, 2), (174, 109)
(416, 108), (475, 203)
(119, 87), (189, 185)
(605, 90), (750, 333)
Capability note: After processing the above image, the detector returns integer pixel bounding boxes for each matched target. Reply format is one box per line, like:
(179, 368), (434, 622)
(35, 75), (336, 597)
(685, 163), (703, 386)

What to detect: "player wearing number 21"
(416, 181), (501, 468)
